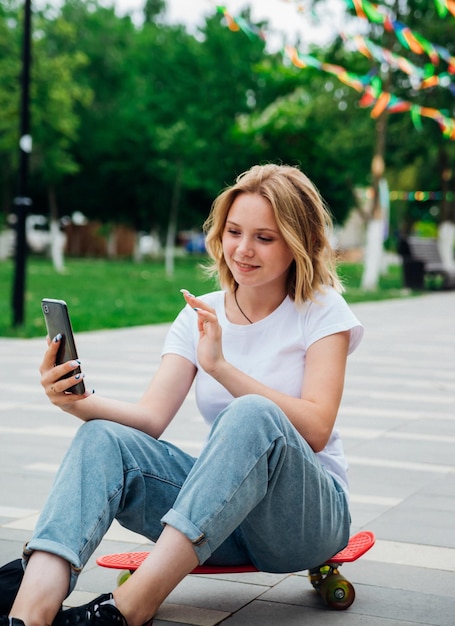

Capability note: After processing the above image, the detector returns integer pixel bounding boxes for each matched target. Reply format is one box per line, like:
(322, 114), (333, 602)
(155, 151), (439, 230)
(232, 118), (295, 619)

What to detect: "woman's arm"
(40, 337), (196, 439)
(208, 332), (349, 452)
(185, 293), (349, 452)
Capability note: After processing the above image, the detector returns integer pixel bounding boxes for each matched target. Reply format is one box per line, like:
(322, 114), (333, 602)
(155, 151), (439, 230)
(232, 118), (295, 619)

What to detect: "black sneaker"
(53, 594), (127, 626)
(0, 619), (26, 626)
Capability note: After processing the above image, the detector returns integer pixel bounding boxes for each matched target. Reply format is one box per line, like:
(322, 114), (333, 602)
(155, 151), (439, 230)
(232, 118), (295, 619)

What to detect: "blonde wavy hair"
(203, 164), (342, 304)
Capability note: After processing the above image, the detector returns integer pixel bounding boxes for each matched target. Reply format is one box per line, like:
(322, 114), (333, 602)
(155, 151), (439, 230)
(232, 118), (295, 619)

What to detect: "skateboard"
(97, 530), (375, 610)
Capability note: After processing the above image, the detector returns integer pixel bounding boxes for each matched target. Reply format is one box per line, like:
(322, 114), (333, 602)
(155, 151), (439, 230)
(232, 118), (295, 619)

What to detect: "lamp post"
(12, 0), (32, 327)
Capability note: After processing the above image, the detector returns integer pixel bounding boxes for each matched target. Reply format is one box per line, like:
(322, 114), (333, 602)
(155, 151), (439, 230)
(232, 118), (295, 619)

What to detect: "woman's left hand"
(180, 290), (224, 375)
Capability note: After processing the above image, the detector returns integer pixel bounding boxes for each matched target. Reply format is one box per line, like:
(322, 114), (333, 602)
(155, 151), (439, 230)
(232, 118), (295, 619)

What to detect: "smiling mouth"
(235, 260), (258, 270)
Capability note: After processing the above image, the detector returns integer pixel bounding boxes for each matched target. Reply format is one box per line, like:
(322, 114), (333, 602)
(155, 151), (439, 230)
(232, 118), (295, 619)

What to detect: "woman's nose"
(237, 236), (254, 256)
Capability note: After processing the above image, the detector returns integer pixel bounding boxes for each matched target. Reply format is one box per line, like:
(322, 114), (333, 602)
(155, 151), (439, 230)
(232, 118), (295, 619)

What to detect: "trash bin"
(402, 259), (424, 290)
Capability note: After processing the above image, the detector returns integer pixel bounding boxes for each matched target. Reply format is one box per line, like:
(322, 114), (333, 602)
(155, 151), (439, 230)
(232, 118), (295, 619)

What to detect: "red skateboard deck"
(97, 530), (375, 610)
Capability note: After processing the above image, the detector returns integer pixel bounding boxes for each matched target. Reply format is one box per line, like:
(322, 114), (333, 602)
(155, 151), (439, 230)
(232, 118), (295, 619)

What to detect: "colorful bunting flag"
(433, 0), (455, 17)
(389, 190), (454, 201)
(345, 34), (455, 94)
(344, 0), (455, 70)
(284, 46), (373, 91)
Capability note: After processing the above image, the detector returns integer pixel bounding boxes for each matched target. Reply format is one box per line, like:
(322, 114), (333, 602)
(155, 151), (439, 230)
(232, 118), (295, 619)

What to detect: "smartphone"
(41, 298), (86, 395)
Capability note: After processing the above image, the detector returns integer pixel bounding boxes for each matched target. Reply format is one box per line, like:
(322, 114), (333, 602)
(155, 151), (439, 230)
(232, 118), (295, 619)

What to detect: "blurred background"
(1, 0), (454, 334)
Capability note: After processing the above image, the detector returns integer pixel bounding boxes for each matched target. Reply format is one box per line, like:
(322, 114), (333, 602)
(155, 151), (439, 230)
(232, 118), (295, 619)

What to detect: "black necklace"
(234, 290), (253, 324)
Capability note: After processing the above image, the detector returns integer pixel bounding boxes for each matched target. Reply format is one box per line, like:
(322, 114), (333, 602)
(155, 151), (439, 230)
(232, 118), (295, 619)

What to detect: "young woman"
(2, 164), (363, 626)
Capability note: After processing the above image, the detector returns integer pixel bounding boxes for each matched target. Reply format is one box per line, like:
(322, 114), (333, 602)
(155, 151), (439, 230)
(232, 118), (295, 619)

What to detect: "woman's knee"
(72, 419), (128, 457)
(216, 395), (286, 435)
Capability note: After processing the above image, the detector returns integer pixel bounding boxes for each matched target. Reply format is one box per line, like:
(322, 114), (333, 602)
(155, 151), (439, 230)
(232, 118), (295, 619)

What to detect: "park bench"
(399, 236), (455, 289)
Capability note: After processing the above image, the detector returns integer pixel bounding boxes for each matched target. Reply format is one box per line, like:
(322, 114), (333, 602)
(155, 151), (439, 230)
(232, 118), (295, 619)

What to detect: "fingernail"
(70, 360), (81, 367)
(75, 373), (85, 380)
(53, 333), (62, 342)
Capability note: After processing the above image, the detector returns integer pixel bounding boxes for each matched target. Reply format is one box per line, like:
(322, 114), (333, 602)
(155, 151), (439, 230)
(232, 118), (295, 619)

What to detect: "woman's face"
(222, 193), (294, 291)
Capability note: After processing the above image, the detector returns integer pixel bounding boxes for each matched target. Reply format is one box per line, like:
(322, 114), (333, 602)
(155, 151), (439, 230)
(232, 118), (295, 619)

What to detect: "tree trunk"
(48, 185), (65, 273)
(438, 221), (455, 270)
(165, 162), (183, 277)
(437, 147), (455, 270)
(361, 111), (388, 290)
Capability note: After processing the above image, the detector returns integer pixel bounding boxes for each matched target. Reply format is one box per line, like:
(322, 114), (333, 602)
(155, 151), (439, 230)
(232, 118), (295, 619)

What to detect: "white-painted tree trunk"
(361, 219), (384, 290)
(438, 221), (455, 269)
(360, 178), (389, 290)
(107, 229), (117, 258)
(133, 232), (142, 263)
(50, 219), (66, 273)
(165, 226), (176, 277)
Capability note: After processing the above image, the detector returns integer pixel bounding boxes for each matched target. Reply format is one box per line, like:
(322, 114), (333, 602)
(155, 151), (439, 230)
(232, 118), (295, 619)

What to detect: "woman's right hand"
(40, 334), (91, 407)
(180, 290), (226, 376)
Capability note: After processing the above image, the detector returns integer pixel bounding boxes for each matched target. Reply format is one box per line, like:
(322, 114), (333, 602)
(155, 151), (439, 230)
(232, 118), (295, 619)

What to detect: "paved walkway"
(1, 292), (454, 625)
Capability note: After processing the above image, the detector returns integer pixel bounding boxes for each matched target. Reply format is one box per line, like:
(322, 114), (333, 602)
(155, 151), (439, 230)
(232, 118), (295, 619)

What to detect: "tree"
(53, 0), (150, 228)
(234, 49), (374, 225)
(0, 1), (21, 218)
(383, 0), (455, 268)
(30, 8), (92, 270)
(297, 0), (455, 285)
(0, 1), (92, 270)
(52, 3), (270, 239)
(10, 0), (451, 270)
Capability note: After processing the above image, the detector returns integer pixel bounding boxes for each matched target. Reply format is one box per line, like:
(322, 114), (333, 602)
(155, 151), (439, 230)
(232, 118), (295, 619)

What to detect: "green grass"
(338, 262), (407, 303)
(1, 256), (217, 338)
(1, 256), (409, 338)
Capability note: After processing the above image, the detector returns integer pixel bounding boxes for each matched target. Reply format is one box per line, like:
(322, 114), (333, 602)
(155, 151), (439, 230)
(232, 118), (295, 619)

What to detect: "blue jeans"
(25, 395), (350, 594)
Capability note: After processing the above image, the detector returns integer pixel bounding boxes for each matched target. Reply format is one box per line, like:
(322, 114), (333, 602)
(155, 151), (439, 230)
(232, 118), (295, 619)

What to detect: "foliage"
(347, 0), (455, 225)
(1, 0), (454, 241)
(233, 49), (375, 223)
(30, 9), (93, 198)
(144, 0), (166, 24)
(0, 0), (21, 212)
(39, 2), (270, 234)
(384, 0), (455, 225)
(412, 219), (439, 237)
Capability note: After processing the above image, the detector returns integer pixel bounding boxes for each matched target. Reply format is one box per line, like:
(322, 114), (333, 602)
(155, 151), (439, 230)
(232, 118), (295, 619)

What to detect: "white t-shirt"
(162, 287), (363, 494)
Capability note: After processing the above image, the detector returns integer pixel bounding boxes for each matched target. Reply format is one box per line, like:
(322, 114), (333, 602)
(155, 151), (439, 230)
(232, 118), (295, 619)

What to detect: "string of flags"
(343, 34), (455, 95)
(215, 3), (455, 140)
(390, 190), (454, 201)
(344, 0), (455, 69)
(357, 187), (453, 201)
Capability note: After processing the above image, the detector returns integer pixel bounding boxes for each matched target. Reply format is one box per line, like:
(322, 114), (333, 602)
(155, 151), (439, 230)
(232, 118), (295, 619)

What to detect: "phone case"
(41, 298), (86, 395)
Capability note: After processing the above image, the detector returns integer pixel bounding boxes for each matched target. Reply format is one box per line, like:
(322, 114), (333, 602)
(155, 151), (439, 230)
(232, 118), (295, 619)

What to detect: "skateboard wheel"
(117, 570), (131, 586)
(320, 573), (355, 610)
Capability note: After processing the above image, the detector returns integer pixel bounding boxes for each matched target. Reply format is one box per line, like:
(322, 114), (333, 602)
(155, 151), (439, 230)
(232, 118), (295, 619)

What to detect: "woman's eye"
(258, 236), (273, 243)
(227, 229), (240, 236)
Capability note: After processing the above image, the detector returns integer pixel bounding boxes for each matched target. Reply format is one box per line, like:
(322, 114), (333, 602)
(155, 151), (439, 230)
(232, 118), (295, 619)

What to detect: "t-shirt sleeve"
(305, 289), (364, 354)
(161, 305), (197, 365)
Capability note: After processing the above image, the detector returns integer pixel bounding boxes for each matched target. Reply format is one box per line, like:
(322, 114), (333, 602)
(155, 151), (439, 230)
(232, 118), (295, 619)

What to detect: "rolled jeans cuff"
(161, 508), (212, 564)
(23, 539), (82, 595)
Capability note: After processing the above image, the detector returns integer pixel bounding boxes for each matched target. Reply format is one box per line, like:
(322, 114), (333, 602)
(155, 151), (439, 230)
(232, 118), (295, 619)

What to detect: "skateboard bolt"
(334, 588), (346, 600)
